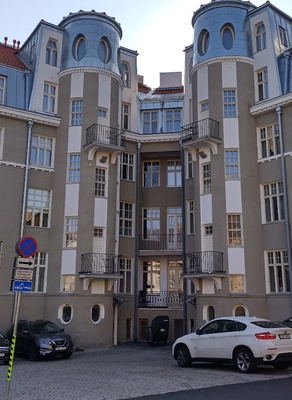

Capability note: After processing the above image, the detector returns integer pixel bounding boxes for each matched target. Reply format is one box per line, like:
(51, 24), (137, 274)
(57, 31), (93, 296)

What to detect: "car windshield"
(251, 320), (286, 329)
(30, 321), (62, 334)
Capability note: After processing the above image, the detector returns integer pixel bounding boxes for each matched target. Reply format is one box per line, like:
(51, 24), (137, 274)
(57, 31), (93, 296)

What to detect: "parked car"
(282, 318), (292, 328)
(146, 315), (169, 346)
(0, 331), (10, 365)
(172, 316), (292, 373)
(7, 320), (74, 361)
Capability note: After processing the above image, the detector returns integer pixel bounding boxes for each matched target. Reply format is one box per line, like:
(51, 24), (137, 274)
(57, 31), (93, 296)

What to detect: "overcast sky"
(1, 0), (292, 87)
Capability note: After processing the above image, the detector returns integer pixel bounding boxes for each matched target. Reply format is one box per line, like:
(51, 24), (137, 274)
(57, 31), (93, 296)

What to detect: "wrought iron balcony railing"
(185, 251), (224, 274)
(80, 252), (120, 275)
(85, 123), (125, 147)
(139, 234), (182, 251)
(180, 118), (220, 143)
(138, 291), (184, 309)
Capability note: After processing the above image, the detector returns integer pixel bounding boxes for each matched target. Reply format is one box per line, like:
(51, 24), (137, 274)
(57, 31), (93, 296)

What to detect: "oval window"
(221, 25), (234, 50)
(90, 303), (105, 324)
(73, 36), (87, 61)
(98, 37), (112, 63)
(62, 303), (73, 323)
(198, 29), (210, 56)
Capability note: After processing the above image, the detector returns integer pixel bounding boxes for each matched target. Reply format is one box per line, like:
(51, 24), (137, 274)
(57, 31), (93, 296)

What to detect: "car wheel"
(235, 347), (256, 373)
(273, 361), (291, 370)
(176, 345), (192, 368)
(28, 344), (40, 361)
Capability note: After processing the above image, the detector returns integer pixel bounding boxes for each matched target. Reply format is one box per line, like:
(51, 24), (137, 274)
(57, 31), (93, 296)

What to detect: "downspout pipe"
(276, 107), (292, 308)
(283, 51), (290, 95)
(181, 148), (188, 334)
(134, 142), (141, 341)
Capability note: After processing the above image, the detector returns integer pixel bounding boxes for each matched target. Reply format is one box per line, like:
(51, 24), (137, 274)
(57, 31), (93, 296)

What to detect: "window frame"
(142, 208), (160, 240)
(227, 214), (242, 246)
(68, 154), (80, 183)
(263, 181), (284, 223)
(122, 102), (130, 130)
(119, 202), (134, 237)
(71, 99), (83, 126)
(65, 217), (78, 248)
(26, 188), (51, 228)
(121, 152), (134, 181)
(202, 163), (211, 194)
(165, 109), (181, 133)
(230, 274), (245, 293)
(95, 167), (106, 197)
(30, 135), (53, 168)
(43, 82), (56, 113)
(143, 111), (158, 134)
(0, 75), (6, 105)
(225, 149), (239, 180)
(223, 89), (237, 117)
(32, 252), (47, 293)
(257, 68), (269, 101)
(45, 39), (58, 67)
(266, 250), (290, 293)
(121, 62), (130, 88)
(143, 161), (160, 187)
(256, 23), (266, 52)
(118, 258), (132, 294)
(62, 275), (75, 292)
(167, 160), (182, 187)
(188, 200), (195, 235)
(259, 123), (280, 159)
(279, 26), (288, 47)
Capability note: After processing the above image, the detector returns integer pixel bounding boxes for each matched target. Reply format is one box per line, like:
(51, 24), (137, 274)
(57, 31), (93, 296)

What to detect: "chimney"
(13, 39), (16, 48)
(17, 40), (20, 49)
(4, 37), (8, 46)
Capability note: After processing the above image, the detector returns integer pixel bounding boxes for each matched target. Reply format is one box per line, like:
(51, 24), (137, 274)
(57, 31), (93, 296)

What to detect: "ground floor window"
(266, 250), (290, 293)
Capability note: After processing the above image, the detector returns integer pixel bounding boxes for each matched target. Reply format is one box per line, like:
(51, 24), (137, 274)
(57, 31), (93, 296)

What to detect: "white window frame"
(30, 135), (54, 168)
(142, 208), (160, 239)
(143, 111), (158, 134)
(266, 250), (290, 293)
(165, 109), (181, 133)
(0, 76), (6, 105)
(121, 152), (134, 181)
(45, 39), (58, 66)
(65, 217), (78, 248)
(167, 160), (181, 187)
(259, 123), (280, 159)
(203, 163), (211, 194)
(62, 275), (75, 292)
(122, 102), (130, 130)
(230, 274), (245, 293)
(71, 99), (83, 126)
(68, 154), (80, 183)
(143, 161), (160, 187)
(225, 149), (239, 180)
(119, 202), (134, 237)
(26, 188), (50, 228)
(227, 214), (242, 246)
(95, 168), (106, 197)
(118, 258), (132, 294)
(32, 252), (47, 293)
(223, 89), (236, 117)
(257, 68), (269, 101)
(188, 200), (195, 235)
(43, 82), (56, 113)
(121, 62), (130, 88)
(263, 182), (284, 223)
(256, 23), (266, 52)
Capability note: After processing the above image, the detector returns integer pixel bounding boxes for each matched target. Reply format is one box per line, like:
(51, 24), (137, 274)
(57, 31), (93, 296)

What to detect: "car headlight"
(39, 338), (52, 348)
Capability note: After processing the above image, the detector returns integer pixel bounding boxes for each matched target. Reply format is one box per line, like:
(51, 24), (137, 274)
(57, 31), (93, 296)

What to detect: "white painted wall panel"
(61, 249), (77, 274)
(225, 181), (242, 213)
(222, 61), (236, 88)
(228, 247), (245, 274)
(200, 194), (212, 224)
(98, 75), (111, 109)
(223, 119), (239, 148)
(197, 66), (208, 101)
(70, 73), (84, 98)
(65, 184), (79, 216)
(68, 126), (82, 152)
(94, 198), (108, 226)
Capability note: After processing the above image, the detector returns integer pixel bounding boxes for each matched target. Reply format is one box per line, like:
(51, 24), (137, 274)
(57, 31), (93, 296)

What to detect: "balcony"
(138, 291), (183, 309)
(84, 123), (125, 161)
(79, 252), (120, 277)
(184, 251), (224, 275)
(139, 234), (182, 252)
(180, 118), (221, 149)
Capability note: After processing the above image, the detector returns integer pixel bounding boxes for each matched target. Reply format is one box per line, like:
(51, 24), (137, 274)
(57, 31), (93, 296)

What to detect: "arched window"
(59, 303), (73, 324)
(221, 24), (234, 50)
(73, 36), (87, 61)
(198, 29), (210, 56)
(207, 305), (215, 321)
(256, 24), (266, 52)
(99, 37), (112, 63)
(46, 39), (58, 66)
(91, 303), (105, 324)
(234, 305), (246, 316)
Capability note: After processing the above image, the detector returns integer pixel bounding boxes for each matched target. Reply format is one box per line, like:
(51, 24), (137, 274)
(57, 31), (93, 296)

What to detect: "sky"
(1, 0), (292, 88)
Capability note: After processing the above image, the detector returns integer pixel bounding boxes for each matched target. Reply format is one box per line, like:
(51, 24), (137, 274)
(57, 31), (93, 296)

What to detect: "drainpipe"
(181, 148), (188, 334)
(276, 107), (292, 308)
(134, 142), (141, 341)
(24, 71), (30, 110)
(283, 51), (290, 95)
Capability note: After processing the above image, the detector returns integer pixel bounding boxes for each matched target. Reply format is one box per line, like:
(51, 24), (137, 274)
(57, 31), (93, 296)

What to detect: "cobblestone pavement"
(1, 343), (292, 400)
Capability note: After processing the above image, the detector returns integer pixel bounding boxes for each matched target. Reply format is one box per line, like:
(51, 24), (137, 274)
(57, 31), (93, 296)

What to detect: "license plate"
(55, 346), (66, 351)
(0, 353), (5, 357)
(279, 333), (291, 339)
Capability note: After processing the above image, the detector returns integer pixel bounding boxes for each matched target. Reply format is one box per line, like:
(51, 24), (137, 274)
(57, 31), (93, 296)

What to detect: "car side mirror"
(195, 328), (201, 335)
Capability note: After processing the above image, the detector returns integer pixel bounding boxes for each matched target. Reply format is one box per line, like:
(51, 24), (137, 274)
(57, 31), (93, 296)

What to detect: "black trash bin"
(146, 315), (169, 346)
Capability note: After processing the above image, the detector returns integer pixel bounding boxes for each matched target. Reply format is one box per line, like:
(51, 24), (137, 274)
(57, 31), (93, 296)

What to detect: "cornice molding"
(0, 106), (60, 126)
(58, 67), (124, 88)
(191, 56), (254, 76)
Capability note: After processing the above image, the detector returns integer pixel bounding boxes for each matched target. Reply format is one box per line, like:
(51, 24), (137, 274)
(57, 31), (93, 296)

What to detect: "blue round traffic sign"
(15, 236), (38, 258)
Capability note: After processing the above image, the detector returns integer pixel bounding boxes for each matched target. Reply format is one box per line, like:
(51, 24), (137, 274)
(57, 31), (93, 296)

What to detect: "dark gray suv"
(0, 331), (10, 365)
(7, 320), (74, 361)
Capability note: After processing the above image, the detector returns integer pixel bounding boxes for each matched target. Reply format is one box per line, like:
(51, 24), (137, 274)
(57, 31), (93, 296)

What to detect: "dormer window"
(73, 36), (87, 61)
(221, 24), (234, 50)
(198, 29), (210, 56)
(279, 26), (288, 47)
(46, 39), (58, 66)
(98, 37), (111, 63)
(256, 24), (266, 52)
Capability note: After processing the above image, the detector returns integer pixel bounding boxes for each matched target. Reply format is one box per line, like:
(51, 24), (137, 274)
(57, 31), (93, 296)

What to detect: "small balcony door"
(167, 208), (182, 250)
(168, 261), (183, 292)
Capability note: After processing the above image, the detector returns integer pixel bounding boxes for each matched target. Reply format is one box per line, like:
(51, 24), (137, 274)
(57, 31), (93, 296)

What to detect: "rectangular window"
(279, 26), (288, 47)
(263, 182), (284, 222)
(30, 135), (53, 168)
(166, 109), (181, 133)
(143, 161), (160, 187)
(223, 89), (236, 117)
(256, 24), (266, 52)
(225, 150), (239, 179)
(203, 163), (211, 194)
(26, 188), (50, 227)
(267, 250), (290, 293)
(259, 123), (280, 158)
(62, 275), (75, 292)
(94, 227), (103, 237)
(121, 62), (130, 88)
(201, 100), (209, 112)
(119, 202), (133, 236)
(143, 261), (160, 292)
(71, 99), (83, 126)
(46, 39), (58, 66)
(227, 214), (242, 246)
(188, 200), (195, 234)
(121, 153), (134, 181)
(68, 154), (80, 183)
(143, 208), (160, 239)
(143, 111), (158, 134)
(65, 217), (78, 247)
(98, 108), (107, 118)
(167, 160), (181, 187)
(0, 76), (6, 105)
(187, 152), (193, 179)
(119, 258), (132, 294)
(122, 103), (130, 130)
(205, 225), (213, 235)
(43, 82), (56, 113)
(95, 168), (106, 197)
(32, 252), (47, 293)
(230, 275), (244, 293)
(257, 69), (269, 101)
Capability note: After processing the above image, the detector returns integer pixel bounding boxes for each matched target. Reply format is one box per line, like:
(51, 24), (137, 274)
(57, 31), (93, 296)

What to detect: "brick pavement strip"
(1, 343), (292, 400)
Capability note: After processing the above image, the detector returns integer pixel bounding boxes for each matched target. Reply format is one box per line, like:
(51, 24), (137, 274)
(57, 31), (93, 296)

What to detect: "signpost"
(5, 237), (38, 400)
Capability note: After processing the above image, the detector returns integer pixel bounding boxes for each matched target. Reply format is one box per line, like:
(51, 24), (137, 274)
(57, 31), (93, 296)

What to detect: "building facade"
(1, 0), (292, 349)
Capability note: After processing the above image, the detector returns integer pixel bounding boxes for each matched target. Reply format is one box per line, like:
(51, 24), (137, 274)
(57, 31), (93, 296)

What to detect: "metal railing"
(180, 118), (220, 143)
(80, 253), (120, 274)
(85, 124), (125, 147)
(138, 291), (184, 308)
(139, 234), (182, 251)
(185, 251), (224, 274)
